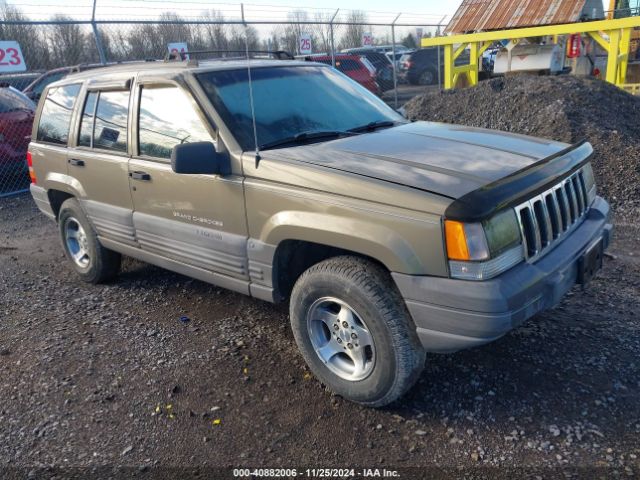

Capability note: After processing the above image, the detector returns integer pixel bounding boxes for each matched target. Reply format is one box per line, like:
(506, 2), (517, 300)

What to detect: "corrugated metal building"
(445, 0), (605, 34)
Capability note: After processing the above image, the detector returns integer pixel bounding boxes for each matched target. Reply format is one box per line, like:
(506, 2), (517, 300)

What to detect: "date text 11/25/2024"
(233, 469), (400, 477)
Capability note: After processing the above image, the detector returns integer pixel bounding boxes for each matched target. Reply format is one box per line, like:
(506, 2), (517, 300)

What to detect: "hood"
(264, 121), (570, 199)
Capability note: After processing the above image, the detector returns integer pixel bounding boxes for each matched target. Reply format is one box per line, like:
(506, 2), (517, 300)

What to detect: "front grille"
(514, 168), (590, 261)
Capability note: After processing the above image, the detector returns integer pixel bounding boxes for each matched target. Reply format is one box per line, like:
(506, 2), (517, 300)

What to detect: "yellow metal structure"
(421, 16), (640, 89)
(621, 82), (640, 93)
(608, 0), (616, 19)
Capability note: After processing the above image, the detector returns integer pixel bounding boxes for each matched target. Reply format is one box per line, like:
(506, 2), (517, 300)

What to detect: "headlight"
(582, 162), (596, 205)
(445, 209), (524, 281)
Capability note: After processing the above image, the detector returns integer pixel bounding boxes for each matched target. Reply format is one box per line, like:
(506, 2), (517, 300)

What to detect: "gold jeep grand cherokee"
(28, 55), (611, 406)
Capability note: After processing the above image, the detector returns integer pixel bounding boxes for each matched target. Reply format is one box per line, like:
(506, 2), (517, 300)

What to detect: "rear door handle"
(68, 158), (85, 167)
(129, 171), (151, 181)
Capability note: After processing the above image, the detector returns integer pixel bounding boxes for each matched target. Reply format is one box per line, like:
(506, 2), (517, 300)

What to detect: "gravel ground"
(1, 193), (639, 479)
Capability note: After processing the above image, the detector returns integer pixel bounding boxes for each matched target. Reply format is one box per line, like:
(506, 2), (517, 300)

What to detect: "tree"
(0, 3), (51, 71)
(401, 33), (417, 49)
(200, 9), (229, 51)
(340, 11), (368, 50)
(314, 11), (334, 54)
(279, 10), (319, 55)
(47, 15), (96, 66)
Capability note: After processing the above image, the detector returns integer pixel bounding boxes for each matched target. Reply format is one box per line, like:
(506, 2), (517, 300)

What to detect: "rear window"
(335, 59), (361, 72)
(89, 90), (129, 152)
(360, 57), (377, 74)
(0, 87), (35, 113)
(36, 83), (81, 145)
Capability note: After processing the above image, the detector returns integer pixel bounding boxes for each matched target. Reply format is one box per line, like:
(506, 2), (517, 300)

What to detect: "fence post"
(330, 9), (339, 67)
(391, 13), (401, 109)
(91, 0), (107, 64)
(437, 15), (446, 87)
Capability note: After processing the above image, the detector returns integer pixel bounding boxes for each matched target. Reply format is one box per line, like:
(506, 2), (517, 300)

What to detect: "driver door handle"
(68, 158), (85, 167)
(129, 171), (151, 181)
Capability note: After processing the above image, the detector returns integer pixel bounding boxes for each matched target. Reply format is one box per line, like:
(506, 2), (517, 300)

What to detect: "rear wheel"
(58, 198), (121, 284)
(418, 67), (437, 86)
(290, 256), (425, 407)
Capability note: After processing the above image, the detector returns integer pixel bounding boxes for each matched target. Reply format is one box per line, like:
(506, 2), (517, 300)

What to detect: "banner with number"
(0, 41), (26, 72)
(168, 42), (189, 60)
(362, 32), (373, 48)
(299, 34), (312, 55)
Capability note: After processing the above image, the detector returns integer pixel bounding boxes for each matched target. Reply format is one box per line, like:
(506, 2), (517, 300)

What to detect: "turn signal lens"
(27, 151), (36, 184)
(445, 220), (470, 261)
(446, 211), (524, 281)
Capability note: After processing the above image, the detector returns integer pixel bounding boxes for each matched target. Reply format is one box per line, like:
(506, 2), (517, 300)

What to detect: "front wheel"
(290, 256), (425, 407)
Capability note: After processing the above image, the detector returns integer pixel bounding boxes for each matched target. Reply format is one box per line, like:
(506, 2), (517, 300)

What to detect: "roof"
(54, 59), (313, 85)
(445, 0), (603, 34)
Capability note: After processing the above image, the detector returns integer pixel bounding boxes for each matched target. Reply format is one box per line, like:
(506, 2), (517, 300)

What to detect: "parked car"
(28, 59), (611, 407)
(386, 50), (413, 71)
(335, 48), (395, 91)
(0, 85), (35, 177)
(23, 64), (105, 102)
(403, 47), (442, 85)
(303, 54), (380, 95)
(402, 47), (495, 85)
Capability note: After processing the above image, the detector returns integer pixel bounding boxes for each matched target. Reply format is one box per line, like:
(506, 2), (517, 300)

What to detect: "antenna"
(242, 3), (261, 168)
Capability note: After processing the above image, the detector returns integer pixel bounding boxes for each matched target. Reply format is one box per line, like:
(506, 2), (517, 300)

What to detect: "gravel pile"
(404, 75), (640, 218)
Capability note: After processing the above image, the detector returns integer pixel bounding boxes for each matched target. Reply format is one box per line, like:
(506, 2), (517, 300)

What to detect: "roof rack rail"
(164, 49), (294, 63)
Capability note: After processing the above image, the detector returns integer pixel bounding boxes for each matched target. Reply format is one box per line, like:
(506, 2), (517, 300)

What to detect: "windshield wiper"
(259, 130), (353, 151)
(347, 120), (398, 133)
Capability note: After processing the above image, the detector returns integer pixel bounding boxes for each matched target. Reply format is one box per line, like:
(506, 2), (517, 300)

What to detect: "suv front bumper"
(392, 196), (612, 353)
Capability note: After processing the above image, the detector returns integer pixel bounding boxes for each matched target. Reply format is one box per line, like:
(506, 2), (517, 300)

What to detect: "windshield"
(197, 65), (403, 151)
(0, 87), (35, 113)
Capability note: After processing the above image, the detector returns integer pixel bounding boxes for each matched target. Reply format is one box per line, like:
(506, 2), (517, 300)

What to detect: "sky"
(4, 0), (611, 29)
(6, 0), (461, 24)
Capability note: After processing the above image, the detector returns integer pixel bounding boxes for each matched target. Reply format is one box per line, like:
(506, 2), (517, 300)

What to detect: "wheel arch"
(47, 189), (75, 220)
(266, 224), (424, 303)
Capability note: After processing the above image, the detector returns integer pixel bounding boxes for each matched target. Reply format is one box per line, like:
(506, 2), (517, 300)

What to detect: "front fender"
(262, 210), (429, 274)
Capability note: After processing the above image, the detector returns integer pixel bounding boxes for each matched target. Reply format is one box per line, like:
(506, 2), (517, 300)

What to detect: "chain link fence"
(0, 1), (449, 197)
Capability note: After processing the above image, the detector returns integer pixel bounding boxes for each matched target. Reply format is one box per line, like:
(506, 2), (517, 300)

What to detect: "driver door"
(127, 80), (249, 291)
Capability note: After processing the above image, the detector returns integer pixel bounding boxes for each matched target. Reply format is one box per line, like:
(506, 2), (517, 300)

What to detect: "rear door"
(66, 79), (136, 246)
(30, 83), (82, 190)
(127, 79), (249, 289)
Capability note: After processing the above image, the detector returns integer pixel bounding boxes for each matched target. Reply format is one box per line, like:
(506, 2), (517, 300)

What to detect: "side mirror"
(171, 141), (225, 175)
(396, 106), (407, 118)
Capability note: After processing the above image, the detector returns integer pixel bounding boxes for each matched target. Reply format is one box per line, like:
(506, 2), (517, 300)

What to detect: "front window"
(137, 85), (212, 159)
(197, 65), (403, 151)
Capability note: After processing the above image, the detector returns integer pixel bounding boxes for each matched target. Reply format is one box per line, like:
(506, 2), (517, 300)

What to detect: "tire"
(58, 198), (121, 284)
(290, 256), (426, 407)
(418, 67), (437, 86)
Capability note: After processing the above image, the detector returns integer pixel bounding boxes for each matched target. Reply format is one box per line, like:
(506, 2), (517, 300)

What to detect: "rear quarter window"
(36, 83), (81, 145)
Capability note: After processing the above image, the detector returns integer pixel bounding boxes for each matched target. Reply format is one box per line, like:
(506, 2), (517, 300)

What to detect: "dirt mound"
(404, 75), (640, 218)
